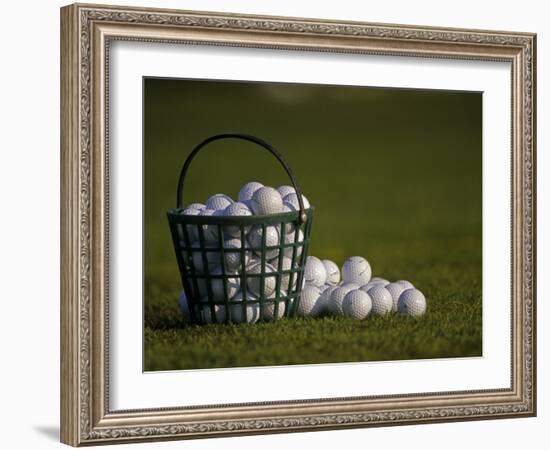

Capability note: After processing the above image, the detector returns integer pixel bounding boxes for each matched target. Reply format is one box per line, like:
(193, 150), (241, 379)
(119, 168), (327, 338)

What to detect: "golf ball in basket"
(367, 285), (393, 316)
(322, 259), (340, 286)
(281, 202), (296, 234)
(276, 185), (296, 198)
(247, 225), (281, 260)
(261, 291), (287, 321)
(246, 262), (277, 297)
(223, 201), (253, 237)
(342, 256), (372, 285)
(221, 238), (250, 272)
(396, 280), (414, 290)
(186, 202), (206, 211)
(205, 193), (233, 211)
(190, 246), (220, 273)
(209, 267), (240, 301)
(297, 285), (325, 317)
(229, 291), (260, 324)
(179, 207), (201, 243)
(250, 186), (283, 216)
(198, 208), (220, 245)
(342, 289), (372, 320)
(397, 288), (426, 316)
(238, 181), (263, 204)
(269, 256), (297, 292)
(329, 282), (360, 315)
(283, 229), (304, 259)
(304, 256), (327, 287)
(385, 281), (407, 312)
(283, 192), (310, 210)
(201, 304), (227, 324)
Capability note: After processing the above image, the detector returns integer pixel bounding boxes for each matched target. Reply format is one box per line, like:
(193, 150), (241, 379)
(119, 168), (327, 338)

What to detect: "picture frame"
(60, 2), (536, 446)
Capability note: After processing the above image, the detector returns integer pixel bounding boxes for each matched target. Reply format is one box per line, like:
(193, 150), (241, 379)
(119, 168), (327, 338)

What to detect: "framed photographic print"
(60, 3), (537, 446)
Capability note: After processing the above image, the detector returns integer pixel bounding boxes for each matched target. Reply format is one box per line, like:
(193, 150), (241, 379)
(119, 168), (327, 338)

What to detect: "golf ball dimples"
(246, 262), (277, 297)
(304, 256), (327, 287)
(222, 238), (249, 272)
(238, 181), (263, 203)
(322, 259), (341, 286)
(283, 192), (310, 210)
(283, 229), (304, 259)
(205, 193), (233, 211)
(342, 256), (372, 285)
(223, 202), (253, 237)
(369, 277), (390, 287)
(396, 280), (414, 290)
(329, 283), (359, 315)
(397, 288), (426, 316)
(297, 285), (325, 317)
(342, 289), (372, 320)
(385, 282), (407, 312)
(367, 285), (393, 316)
(247, 225), (281, 260)
(201, 304), (227, 324)
(250, 186), (283, 216)
(276, 185), (296, 198)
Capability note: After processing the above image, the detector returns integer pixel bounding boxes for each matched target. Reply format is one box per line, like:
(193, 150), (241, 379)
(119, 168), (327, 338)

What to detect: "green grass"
(143, 79), (482, 371)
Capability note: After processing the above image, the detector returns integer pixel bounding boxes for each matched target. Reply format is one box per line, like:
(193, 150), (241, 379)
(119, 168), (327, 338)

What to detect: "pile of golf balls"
(176, 181), (310, 324)
(297, 255), (427, 319)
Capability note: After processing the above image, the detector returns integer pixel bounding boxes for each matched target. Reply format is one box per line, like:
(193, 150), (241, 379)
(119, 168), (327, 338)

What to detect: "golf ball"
(205, 193), (233, 211)
(198, 208), (220, 245)
(385, 281), (407, 312)
(238, 181), (263, 204)
(261, 291), (287, 321)
(283, 229), (304, 259)
(186, 202), (206, 211)
(342, 256), (372, 285)
(247, 225), (281, 260)
(221, 238), (250, 272)
(396, 280), (414, 290)
(229, 293), (260, 324)
(367, 285), (393, 316)
(269, 255), (297, 292)
(179, 207), (201, 243)
(281, 202), (296, 234)
(250, 186), (283, 216)
(276, 185), (296, 198)
(397, 288), (426, 316)
(223, 202), (253, 237)
(322, 259), (341, 286)
(304, 256), (327, 287)
(208, 267), (240, 301)
(246, 262), (277, 297)
(200, 304), (227, 324)
(283, 192), (310, 210)
(297, 284), (325, 317)
(329, 282), (360, 315)
(342, 289), (372, 320)
(369, 277), (390, 287)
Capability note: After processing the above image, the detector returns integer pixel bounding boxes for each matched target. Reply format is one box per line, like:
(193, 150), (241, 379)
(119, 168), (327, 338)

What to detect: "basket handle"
(177, 133), (308, 224)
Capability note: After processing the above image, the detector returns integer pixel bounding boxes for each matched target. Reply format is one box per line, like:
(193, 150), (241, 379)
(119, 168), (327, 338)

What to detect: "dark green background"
(144, 78), (482, 371)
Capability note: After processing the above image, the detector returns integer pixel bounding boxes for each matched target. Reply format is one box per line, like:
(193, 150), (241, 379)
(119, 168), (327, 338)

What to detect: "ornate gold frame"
(60, 3), (536, 446)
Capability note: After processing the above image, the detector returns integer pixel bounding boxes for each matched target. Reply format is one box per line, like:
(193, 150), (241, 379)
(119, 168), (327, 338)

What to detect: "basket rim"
(167, 206), (314, 225)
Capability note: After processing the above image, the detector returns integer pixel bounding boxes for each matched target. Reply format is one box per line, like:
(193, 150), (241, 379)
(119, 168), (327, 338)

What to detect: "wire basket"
(167, 133), (314, 324)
